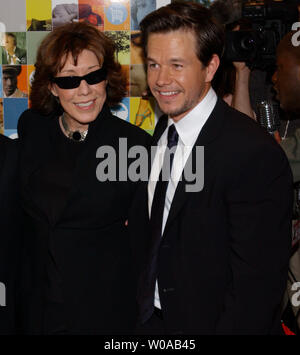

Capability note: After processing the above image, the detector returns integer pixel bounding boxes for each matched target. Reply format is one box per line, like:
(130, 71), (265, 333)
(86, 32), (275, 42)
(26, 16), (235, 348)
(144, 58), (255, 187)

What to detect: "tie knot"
(167, 124), (179, 149)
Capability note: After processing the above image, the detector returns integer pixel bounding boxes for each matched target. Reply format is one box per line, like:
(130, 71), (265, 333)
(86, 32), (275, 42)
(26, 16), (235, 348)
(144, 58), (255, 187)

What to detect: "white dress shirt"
(148, 87), (218, 309)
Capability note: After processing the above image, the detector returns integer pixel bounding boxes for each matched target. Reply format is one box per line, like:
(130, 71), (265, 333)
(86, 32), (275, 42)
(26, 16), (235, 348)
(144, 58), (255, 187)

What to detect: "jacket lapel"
(152, 114), (168, 146)
(162, 98), (227, 238)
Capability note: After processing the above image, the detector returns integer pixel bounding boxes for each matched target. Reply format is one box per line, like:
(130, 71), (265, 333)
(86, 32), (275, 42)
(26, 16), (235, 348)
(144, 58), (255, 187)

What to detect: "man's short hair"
(277, 30), (300, 62)
(5, 32), (17, 46)
(139, 1), (224, 66)
(2, 65), (21, 76)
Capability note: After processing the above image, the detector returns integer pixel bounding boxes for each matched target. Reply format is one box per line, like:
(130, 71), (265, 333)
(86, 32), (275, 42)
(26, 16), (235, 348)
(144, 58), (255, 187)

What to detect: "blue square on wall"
(4, 129), (18, 139)
(110, 97), (130, 122)
(3, 98), (28, 130)
(0, 68), (2, 98)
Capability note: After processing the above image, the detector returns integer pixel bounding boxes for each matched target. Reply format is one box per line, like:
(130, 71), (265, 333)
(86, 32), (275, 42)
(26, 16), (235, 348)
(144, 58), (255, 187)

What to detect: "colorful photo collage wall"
(0, 0), (173, 138)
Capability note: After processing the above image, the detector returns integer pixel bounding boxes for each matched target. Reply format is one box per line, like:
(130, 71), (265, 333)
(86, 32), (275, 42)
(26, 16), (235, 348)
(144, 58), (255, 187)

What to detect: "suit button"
(163, 287), (175, 293)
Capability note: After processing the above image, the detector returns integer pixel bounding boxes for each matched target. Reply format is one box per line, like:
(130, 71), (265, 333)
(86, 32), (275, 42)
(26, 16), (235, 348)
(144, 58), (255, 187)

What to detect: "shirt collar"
(167, 87), (217, 147)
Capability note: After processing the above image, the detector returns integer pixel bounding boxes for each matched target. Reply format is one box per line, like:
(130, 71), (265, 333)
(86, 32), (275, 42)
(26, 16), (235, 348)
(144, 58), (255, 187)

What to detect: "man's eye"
(148, 63), (158, 69)
(173, 64), (183, 69)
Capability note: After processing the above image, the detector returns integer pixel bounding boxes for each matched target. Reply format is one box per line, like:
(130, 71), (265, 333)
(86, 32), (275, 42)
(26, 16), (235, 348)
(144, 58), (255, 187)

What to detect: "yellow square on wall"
(130, 97), (155, 135)
(26, 0), (52, 31)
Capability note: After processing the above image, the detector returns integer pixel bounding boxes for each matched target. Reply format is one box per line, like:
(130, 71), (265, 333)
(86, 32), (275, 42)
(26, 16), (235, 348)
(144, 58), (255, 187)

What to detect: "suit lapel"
(152, 114), (168, 146)
(162, 98), (227, 238)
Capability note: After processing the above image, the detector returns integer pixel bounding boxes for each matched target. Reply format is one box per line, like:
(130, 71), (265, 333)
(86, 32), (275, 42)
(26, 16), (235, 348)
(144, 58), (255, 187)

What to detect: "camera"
(224, 0), (299, 69)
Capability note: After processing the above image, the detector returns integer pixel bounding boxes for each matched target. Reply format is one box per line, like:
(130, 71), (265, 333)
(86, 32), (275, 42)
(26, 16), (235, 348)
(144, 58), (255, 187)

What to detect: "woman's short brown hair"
(30, 22), (127, 115)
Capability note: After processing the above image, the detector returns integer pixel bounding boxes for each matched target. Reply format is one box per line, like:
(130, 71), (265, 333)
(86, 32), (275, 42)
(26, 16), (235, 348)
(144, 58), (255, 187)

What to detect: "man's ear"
(205, 54), (220, 83)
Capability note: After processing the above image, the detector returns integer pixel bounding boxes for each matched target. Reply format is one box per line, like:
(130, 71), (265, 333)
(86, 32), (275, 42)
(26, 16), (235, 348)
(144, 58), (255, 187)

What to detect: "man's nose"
(156, 66), (172, 86)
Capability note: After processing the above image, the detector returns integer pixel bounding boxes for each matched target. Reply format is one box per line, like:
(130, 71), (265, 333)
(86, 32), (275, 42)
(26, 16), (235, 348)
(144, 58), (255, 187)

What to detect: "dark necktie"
(138, 124), (179, 323)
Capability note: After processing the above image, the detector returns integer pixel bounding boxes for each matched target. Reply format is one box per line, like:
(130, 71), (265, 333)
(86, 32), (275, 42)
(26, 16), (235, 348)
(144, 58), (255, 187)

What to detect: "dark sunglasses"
(52, 67), (107, 89)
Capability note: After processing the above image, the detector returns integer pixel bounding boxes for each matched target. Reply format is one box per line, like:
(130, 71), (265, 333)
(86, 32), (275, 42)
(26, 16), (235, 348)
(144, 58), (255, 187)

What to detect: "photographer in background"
(211, 0), (300, 334)
(272, 30), (300, 334)
(211, 0), (299, 123)
(210, 0), (262, 119)
(212, 19), (256, 119)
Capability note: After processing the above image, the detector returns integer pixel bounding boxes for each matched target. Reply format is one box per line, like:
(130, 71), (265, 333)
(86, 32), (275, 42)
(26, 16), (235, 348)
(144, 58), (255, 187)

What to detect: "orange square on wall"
(27, 64), (35, 106)
(17, 65), (28, 95)
(104, 0), (130, 31)
(78, 0), (104, 30)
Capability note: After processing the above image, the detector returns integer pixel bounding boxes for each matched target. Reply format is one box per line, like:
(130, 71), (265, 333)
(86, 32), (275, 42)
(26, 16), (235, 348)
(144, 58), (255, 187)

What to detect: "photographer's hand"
(230, 25), (256, 120)
(231, 61), (256, 120)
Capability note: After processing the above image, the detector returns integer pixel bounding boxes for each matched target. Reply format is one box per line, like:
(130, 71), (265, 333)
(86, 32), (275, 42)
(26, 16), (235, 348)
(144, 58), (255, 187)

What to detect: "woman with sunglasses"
(17, 22), (150, 334)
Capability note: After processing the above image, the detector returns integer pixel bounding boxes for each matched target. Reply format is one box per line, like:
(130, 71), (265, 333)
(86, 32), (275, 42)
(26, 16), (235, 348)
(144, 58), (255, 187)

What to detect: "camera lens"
(241, 36), (256, 50)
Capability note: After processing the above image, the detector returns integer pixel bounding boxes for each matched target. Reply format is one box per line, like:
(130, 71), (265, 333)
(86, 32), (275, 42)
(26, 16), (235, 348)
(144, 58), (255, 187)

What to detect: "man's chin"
(156, 101), (181, 116)
(157, 102), (191, 121)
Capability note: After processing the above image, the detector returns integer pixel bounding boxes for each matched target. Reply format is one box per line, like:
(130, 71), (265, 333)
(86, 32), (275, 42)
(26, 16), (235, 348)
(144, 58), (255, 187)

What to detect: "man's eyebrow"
(169, 58), (186, 63)
(147, 56), (186, 63)
(147, 56), (156, 62)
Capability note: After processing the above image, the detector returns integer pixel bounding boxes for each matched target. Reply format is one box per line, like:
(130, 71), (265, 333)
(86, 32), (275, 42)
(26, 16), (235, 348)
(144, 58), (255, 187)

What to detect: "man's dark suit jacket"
(17, 105), (150, 334)
(0, 134), (23, 334)
(130, 98), (294, 334)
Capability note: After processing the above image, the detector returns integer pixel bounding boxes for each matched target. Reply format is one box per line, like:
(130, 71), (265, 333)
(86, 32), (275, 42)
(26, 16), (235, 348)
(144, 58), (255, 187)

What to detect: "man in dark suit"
(0, 134), (23, 334)
(272, 29), (300, 333)
(130, 2), (294, 334)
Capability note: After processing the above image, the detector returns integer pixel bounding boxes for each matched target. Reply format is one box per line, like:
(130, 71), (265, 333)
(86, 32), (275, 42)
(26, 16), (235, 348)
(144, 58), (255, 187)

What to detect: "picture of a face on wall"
(2, 65), (28, 98)
(130, 64), (147, 97)
(131, 31), (145, 64)
(0, 32), (27, 65)
(131, 0), (156, 31)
